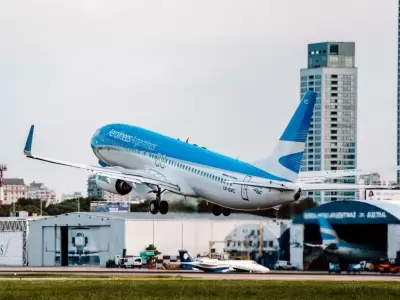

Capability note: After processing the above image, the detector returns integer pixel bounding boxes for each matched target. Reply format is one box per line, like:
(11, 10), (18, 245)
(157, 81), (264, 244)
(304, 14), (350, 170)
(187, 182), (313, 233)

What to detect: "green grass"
(0, 280), (400, 299)
(0, 273), (184, 279)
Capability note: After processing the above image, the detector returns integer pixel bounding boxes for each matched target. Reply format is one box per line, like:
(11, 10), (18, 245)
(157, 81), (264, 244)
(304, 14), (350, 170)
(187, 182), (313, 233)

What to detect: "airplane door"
(241, 175), (252, 201)
(155, 153), (160, 167)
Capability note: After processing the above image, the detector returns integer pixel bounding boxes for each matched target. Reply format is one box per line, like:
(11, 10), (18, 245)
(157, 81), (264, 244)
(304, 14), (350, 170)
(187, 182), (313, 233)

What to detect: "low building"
(3, 179), (27, 205)
(28, 182), (56, 205)
(61, 192), (83, 202)
(27, 212), (289, 267)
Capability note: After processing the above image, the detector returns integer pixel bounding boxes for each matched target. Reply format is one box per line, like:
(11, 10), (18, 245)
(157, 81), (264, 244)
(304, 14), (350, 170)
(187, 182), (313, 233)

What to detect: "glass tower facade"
(300, 42), (357, 204)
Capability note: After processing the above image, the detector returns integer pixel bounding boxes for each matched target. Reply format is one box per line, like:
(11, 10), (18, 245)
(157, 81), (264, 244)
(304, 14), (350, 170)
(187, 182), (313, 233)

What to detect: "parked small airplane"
(178, 250), (269, 273)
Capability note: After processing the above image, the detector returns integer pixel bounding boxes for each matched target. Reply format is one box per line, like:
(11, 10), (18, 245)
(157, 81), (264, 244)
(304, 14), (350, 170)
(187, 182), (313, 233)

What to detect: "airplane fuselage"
(325, 246), (386, 261)
(90, 124), (300, 210)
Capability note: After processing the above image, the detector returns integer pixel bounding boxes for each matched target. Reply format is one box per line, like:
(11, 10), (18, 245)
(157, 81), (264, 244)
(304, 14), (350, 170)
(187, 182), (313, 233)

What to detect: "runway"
(0, 267), (399, 281)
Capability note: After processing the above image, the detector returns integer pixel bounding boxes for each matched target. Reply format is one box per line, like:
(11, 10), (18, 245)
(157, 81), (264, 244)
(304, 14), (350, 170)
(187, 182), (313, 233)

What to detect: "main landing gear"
(212, 204), (230, 217)
(149, 188), (169, 215)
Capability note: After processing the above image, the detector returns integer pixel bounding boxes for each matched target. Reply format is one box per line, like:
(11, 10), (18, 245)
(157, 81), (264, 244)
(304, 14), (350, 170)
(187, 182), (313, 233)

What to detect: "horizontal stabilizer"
(299, 183), (393, 191)
(298, 166), (400, 183)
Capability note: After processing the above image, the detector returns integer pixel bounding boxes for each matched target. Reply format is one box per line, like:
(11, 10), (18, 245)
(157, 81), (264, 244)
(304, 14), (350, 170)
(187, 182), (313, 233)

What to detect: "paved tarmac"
(0, 267), (399, 281)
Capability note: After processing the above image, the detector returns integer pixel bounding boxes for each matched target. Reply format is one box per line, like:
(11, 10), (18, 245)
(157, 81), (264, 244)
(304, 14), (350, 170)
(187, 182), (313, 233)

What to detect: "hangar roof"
(293, 200), (400, 225)
(71, 212), (271, 221)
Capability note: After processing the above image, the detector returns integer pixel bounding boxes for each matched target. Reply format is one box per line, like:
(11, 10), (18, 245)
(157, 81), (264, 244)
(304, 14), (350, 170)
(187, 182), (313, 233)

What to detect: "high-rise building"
(397, 0), (400, 184)
(300, 42), (357, 204)
(87, 175), (103, 199)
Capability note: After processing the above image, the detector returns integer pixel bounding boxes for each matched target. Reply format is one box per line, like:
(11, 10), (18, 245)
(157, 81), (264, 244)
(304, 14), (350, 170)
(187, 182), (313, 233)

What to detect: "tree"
(145, 244), (161, 266)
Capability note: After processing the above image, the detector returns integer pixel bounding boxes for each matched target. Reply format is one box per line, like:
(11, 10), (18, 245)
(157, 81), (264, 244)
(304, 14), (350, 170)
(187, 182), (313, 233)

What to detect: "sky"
(0, 0), (397, 197)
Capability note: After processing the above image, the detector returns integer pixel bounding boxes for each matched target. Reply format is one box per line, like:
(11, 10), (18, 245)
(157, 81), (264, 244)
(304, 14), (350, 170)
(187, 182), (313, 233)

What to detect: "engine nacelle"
(95, 175), (133, 196)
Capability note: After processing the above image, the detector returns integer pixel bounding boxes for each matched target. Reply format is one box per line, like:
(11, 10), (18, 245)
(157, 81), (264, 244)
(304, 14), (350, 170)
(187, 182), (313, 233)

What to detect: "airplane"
(305, 217), (387, 261)
(23, 90), (393, 216)
(177, 249), (270, 273)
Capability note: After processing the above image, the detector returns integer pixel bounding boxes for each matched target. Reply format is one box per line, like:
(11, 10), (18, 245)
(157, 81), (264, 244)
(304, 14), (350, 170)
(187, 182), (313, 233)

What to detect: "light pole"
(0, 164), (7, 205)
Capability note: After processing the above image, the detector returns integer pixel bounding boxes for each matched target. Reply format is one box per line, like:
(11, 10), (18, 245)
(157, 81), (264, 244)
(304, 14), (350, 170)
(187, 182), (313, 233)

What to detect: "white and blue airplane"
(177, 249), (270, 273)
(305, 217), (387, 261)
(23, 90), (390, 216)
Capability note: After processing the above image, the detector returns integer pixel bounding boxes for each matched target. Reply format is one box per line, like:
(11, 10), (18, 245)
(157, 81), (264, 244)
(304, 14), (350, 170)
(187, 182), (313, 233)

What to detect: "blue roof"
(292, 200), (400, 225)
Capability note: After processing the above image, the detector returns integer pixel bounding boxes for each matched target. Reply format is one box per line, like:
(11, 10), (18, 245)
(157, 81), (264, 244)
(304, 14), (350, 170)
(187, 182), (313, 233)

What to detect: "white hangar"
(0, 216), (43, 266)
(26, 212), (290, 267)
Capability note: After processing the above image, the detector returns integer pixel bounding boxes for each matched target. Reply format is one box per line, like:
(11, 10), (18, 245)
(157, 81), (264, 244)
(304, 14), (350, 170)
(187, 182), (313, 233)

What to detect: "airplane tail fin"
(318, 217), (339, 250)
(178, 249), (197, 269)
(252, 90), (317, 182)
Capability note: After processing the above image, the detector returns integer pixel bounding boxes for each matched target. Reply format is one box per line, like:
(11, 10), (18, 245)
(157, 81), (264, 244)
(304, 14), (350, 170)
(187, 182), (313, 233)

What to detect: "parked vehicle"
(274, 260), (297, 270)
(377, 262), (400, 274)
(328, 263), (341, 274)
(106, 255), (143, 268)
(346, 263), (361, 274)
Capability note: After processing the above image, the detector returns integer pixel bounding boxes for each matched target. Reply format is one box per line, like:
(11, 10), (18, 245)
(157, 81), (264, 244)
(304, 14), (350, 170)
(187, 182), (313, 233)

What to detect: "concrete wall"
(27, 213), (125, 266)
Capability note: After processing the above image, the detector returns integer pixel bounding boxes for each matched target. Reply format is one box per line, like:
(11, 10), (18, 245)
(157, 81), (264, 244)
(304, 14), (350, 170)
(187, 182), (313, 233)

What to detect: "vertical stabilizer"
(318, 217), (339, 249)
(252, 90), (317, 182)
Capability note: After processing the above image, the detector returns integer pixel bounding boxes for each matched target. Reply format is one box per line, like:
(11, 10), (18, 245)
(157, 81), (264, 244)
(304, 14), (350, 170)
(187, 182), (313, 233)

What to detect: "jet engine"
(95, 175), (133, 196)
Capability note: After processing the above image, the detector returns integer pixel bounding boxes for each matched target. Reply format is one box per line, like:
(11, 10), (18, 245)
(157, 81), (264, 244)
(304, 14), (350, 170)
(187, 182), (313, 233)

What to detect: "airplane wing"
(298, 166), (400, 183)
(23, 125), (181, 194)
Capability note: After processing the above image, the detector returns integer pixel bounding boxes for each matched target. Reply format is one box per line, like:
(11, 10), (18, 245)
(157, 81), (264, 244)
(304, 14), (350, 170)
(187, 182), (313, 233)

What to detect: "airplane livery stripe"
(278, 152), (304, 174)
(93, 124), (291, 182)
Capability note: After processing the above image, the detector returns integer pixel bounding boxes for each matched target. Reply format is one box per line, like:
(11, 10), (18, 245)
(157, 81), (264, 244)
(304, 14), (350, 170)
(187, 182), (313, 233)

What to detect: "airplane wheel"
(222, 208), (231, 216)
(149, 200), (159, 214)
(212, 205), (221, 216)
(159, 201), (169, 215)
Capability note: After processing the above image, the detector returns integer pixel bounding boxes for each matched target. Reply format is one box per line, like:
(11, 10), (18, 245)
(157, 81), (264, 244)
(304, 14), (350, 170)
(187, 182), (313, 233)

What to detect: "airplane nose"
(91, 128), (102, 149)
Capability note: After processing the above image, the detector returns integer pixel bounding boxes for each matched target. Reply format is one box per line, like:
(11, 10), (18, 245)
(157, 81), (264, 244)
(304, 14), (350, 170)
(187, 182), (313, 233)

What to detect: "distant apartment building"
(87, 175), (131, 202)
(61, 192), (83, 202)
(3, 178), (28, 204)
(300, 42), (357, 204)
(358, 173), (382, 185)
(28, 181), (56, 205)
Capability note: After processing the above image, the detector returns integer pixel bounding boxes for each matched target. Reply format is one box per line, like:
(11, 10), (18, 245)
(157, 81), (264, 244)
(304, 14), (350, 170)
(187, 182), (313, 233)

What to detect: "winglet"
(24, 125), (35, 157)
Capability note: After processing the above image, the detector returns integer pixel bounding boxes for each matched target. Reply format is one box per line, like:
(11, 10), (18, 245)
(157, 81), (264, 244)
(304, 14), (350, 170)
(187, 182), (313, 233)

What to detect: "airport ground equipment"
(274, 260), (297, 270)
(328, 263), (341, 274)
(106, 255), (143, 268)
(346, 263), (361, 274)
